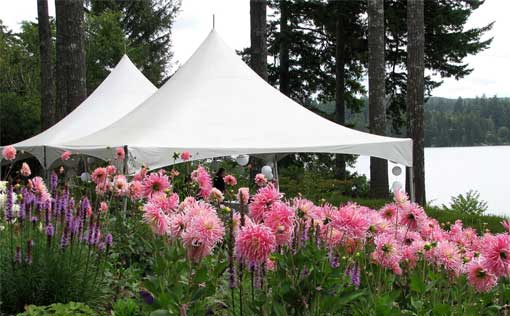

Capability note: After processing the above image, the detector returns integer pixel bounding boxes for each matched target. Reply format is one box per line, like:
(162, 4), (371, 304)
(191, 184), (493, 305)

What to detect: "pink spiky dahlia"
(467, 259), (498, 292)
(263, 201), (295, 246)
(224, 175), (237, 186)
(2, 145), (16, 161)
(249, 184), (281, 222)
(330, 203), (370, 240)
(182, 212), (225, 262)
(371, 233), (403, 275)
(236, 224), (276, 266)
(142, 172), (171, 198)
(480, 233), (510, 276)
(91, 167), (108, 184)
(143, 203), (170, 236)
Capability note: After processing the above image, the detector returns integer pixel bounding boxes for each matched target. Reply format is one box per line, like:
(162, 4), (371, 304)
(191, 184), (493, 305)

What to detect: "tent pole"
(43, 146), (49, 183)
(274, 155), (279, 191)
(123, 145), (129, 175)
(409, 166), (416, 202)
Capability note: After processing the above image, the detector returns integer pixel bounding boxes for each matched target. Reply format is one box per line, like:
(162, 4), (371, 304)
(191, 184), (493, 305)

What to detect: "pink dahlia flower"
(224, 175), (237, 186)
(379, 203), (399, 221)
(237, 187), (250, 205)
(142, 172), (171, 198)
(100, 201), (109, 212)
(480, 233), (510, 276)
(467, 259), (498, 292)
(116, 147), (125, 160)
(254, 173), (267, 187)
(148, 192), (179, 214)
(91, 167), (108, 185)
(293, 198), (315, 219)
(209, 188), (224, 203)
(168, 213), (187, 239)
(399, 203), (426, 230)
(192, 166), (213, 199)
(263, 201), (295, 246)
(61, 150), (71, 161)
(432, 241), (462, 275)
(20, 162), (31, 177)
(236, 223), (276, 266)
(113, 175), (129, 197)
(330, 203), (370, 240)
(371, 232), (403, 275)
(106, 165), (117, 175)
(143, 203), (170, 236)
(95, 181), (112, 196)
(249, 184), (281, 223)
(133, 167), (147, 181)
(180, 151), (191, 161)
(129, 180), (144, 201)
(182, 212), (225, 262)
(29, 176), (51, 204)
(2, 145), (16, 161)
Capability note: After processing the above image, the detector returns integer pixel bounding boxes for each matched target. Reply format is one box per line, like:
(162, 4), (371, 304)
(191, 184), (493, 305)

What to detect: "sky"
(1, 0), (509, 99)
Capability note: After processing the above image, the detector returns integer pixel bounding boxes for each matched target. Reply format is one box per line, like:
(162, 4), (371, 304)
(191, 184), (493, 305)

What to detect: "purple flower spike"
(140, 290), (154, 305)
(345, 263), (360, 288)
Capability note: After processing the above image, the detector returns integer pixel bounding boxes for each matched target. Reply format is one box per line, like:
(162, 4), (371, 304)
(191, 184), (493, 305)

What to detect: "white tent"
(7, 55), (157, 168)
(61, 30), (413, 171)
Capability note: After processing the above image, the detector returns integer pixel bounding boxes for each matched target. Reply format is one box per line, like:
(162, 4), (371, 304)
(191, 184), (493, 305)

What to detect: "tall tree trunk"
(250, 0), (268, 81)
(279, 0), (290, 96)
(406, 0), (426, 205)
(37, 0), (55, 131)
(334, 5), (346, 179)
(368, 0), (388, 198)
(55, 0), (87, 120)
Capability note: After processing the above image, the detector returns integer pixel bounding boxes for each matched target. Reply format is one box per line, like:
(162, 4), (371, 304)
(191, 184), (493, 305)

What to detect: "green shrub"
(112, 298), (142, 316)
(16, 302), (97, 316)
(442, 190), (488, 215)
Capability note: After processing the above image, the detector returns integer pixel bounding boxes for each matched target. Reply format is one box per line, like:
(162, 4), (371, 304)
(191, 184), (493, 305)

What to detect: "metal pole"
(274, 155), (280, 191)
(409, 166), (416, 202)
(123, 145), (129, 175)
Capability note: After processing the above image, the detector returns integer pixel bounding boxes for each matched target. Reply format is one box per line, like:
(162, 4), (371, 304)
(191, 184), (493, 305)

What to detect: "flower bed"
(1, 146), (509, 315)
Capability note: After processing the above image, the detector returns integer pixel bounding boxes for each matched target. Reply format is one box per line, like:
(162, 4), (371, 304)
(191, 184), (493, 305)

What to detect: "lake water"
(351, 146), (510, 217)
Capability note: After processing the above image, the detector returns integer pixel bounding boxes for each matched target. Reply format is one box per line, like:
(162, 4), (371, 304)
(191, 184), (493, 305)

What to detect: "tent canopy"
(7, 55), (157, 168)
(62, 30), (413, 170)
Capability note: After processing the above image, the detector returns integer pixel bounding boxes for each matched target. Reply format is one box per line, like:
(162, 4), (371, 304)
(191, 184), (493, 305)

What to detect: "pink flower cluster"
(142, 191), (225, 262)
(191, 166), (212, 199)
(136, 165), (509, 294)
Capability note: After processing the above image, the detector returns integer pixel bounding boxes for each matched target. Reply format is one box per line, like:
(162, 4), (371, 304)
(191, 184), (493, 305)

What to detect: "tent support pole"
(43, 146), (50, 183)
(123, 145), (129, 175)
(409, 166), (416, 202)
(274, 155), (279, 191)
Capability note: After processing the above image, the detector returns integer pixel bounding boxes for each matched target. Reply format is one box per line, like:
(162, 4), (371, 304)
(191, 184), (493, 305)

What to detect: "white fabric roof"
(62, 30), (413, 170)
(7, 55), (157, 168)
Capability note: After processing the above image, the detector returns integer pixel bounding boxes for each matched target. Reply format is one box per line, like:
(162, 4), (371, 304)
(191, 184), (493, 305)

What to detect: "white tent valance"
(5, 55), (157, 168)
(60, 30), (413, 170)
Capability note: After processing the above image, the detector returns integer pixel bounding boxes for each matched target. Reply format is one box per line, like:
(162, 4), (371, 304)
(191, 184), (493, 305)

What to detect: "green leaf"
(149, 310), (170, 316)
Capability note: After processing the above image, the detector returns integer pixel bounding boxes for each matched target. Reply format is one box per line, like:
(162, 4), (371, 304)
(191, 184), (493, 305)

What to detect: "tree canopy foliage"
(0, 0), (180, 145)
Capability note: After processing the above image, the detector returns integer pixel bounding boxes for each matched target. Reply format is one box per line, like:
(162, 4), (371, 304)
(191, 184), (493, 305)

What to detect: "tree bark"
(250, 0), (268, 81)
(406, 0), (426, 205)
(334, 4), (346, 179)
(368, 0), (388, 198)
(37, 0), (55, 131)
(279, 0), (290, 96)
(55, 0), (87, 120)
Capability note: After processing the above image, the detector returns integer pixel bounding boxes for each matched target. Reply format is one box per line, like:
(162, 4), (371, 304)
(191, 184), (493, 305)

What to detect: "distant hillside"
(309, 96), (510, 147)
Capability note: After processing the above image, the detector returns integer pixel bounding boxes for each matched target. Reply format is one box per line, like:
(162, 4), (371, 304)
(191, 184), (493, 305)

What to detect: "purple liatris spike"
(15, 246), (21, 264)
(328, 250), (339, 268)
(229, 265), (237, 289)
(50, 172), (58, 191)
(60, 229), (69, 249)
(6, 185), (13, 222)
(105, 233), (113, 247)
(139, 290), (154, 305)
(81, 197), (90, 214)
(18, 200), (26, 222)
(345, 263), (360, 288)
(31, 216), (38, 224)
(46, 223), (54, 237)
(98, 242), (105, 253)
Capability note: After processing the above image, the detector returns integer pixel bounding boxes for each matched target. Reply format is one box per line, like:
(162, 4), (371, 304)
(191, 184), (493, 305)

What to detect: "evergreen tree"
(368, 0), (388, 197)
(55, 0), (87, 119)
(406, 0), (425, 205)
(37, 0), (55, 130)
